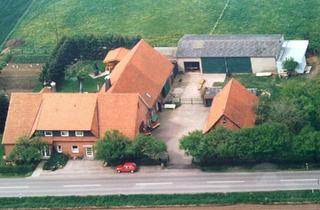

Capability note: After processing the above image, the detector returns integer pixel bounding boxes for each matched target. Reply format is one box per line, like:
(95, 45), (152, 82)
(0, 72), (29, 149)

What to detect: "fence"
(168, 97), (204, 105)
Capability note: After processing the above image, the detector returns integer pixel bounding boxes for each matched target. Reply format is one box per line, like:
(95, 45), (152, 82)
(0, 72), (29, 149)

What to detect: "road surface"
(1, 169), (320, 197)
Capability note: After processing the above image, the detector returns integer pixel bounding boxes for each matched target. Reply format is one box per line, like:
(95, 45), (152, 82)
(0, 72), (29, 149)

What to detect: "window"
(75, 131), (84, 137)
(61, 131), (69, 137)
(44, 131), (53, 137)
(56, 145), (62, 153)
(71, 145), (79, 153)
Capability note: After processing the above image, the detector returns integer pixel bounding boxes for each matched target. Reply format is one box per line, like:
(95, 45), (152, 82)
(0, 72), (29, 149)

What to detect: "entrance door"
(85, 146), (94, 159)
(184, 62), (200, 72)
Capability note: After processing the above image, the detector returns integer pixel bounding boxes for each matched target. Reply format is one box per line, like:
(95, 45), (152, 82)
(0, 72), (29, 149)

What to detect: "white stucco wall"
(177, 58), (202, 73)
(250, 57), (277, 73)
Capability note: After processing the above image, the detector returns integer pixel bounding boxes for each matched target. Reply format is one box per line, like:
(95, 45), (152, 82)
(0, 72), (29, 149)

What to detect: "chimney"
(50, 81), (56, 92)
(104, 75), (111, 92)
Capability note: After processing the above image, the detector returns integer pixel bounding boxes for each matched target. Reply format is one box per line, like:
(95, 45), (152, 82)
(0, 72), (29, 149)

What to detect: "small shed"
(277, 40), (309, 74)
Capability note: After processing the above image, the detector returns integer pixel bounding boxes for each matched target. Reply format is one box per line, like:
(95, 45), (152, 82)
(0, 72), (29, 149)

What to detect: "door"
(226, 57), (252, 73)
(85, 146), (94, 159)
(201, 57), (227, 73)
(184, 62), (200, 72)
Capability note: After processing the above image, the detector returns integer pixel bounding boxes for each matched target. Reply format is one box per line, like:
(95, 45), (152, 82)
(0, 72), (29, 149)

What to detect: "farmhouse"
(2, 40), (173, 159)
(176, 34), (308, 74)
(203, 79), (258, 133)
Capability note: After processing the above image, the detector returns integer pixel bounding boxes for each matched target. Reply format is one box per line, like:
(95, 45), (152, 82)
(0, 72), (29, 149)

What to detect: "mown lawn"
(8, 0), (320, 57)
(214, 74), (307, 99)
(0, 0), (32, 47)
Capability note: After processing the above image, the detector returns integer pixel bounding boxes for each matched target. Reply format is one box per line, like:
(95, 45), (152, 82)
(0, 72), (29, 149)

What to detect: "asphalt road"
(1, 170), (320, 197)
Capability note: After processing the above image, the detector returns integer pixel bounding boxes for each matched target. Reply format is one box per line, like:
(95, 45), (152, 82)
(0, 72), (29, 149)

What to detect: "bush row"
(0, 190), (320, 208)
(0, 164), (35, 174)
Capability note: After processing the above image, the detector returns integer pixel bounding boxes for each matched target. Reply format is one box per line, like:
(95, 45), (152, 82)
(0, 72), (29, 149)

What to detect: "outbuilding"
(176, 34), (285, 74)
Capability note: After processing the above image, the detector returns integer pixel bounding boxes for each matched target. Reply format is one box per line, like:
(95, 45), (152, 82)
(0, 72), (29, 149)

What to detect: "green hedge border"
(1, 190), (320, 208)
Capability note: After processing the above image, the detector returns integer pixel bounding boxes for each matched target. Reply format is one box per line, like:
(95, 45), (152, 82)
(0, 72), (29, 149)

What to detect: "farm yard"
(3, 0), (320, 59)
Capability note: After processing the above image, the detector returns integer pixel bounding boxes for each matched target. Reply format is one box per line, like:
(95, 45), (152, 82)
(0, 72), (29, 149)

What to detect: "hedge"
(0, 164), (35, 174)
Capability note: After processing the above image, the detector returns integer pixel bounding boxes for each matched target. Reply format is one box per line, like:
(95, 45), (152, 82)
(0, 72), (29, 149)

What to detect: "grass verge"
(1, 190), (320, 208)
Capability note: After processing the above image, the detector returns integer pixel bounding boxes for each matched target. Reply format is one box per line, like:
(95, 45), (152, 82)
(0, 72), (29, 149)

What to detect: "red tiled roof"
(97, 93), (146, 139)
(108, 39), (173, 107)
(103, 47), (130, 64)
(2, 93), (42, 144)
(203, 79), (259, 133)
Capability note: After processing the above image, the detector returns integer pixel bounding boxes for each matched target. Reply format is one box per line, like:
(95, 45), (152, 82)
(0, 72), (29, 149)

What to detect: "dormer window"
(44, 131), (53, 137)
(61, 131), (69, 137)
(75, 131), (84, 137)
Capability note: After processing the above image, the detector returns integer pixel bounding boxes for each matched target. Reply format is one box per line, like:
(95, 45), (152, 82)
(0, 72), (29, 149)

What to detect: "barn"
(176, 34), (285, 74)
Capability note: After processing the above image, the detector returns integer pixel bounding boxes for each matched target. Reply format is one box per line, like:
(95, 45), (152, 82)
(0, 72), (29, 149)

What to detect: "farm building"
(2, 40), (174, 159)
(203, 79), (259, 133)
(176, 34), (309, 74)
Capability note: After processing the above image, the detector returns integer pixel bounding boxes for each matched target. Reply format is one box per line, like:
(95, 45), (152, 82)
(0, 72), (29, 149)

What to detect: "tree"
(65, 61), (92, 92)
(282, 57), (298, 73)
(267, 100), (305, 133)
(0, 94), (9, 133)
(9, 136), (48, 165)
(132, 135), (167, 162)
(95, 130), (133, 165)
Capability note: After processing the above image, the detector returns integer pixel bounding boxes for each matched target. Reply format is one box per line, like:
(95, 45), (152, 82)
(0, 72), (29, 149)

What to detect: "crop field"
(0, 0), (32, 47)
(5, 0), (320, 57)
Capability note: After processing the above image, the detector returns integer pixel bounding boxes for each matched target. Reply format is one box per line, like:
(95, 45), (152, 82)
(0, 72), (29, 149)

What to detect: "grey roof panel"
(176, 34), (284, 58)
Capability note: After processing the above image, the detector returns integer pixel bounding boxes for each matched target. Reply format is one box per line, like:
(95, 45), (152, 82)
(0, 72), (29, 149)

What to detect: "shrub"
(282, 57), (298, 72)
(9, 136), (48, 165)
(0, 53), (11, 71)
(95, 131), (168, 166)
(95, 130), (133, 165)
(132, 135), (168, 164)
(43, 153), (69, 171)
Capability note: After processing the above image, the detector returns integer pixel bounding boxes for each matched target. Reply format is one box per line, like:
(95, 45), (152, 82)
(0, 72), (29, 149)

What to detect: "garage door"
(201, 57), (252, 73)
(226, 57), (252, 73)
(201, 58), (226, 73)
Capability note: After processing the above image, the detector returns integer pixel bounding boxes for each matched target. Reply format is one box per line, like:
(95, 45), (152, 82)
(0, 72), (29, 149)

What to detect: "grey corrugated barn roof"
(176, 34), (284, 58)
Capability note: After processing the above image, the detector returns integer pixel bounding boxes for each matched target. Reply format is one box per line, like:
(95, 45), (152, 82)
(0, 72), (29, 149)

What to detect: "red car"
(116, 162), (138, 173)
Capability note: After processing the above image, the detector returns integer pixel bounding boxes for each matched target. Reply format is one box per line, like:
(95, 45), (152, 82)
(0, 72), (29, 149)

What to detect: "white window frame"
(71, 145), (79, 153)
(75, 131), (84, 137)
(44, 131), (53, 137)
(60, 131), (69, 137)
(56, 145), (62, 153)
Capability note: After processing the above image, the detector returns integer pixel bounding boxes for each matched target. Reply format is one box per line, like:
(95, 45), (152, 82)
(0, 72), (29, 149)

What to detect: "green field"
(3, 0), (320, 59)
(0, 0), (32, 48)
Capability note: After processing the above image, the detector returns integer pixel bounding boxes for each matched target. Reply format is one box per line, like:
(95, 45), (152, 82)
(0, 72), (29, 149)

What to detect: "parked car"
(116, 162), (138, 173)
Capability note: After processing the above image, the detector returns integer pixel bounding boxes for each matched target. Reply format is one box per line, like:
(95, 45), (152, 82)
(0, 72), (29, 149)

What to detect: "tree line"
(40, 35), (141, 85)
(181, 76), (320, 165)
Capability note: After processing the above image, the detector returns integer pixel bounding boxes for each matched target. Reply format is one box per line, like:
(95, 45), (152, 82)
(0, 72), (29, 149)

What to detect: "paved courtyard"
(153, 104), (209, 166)
(153, 72), (225, 166)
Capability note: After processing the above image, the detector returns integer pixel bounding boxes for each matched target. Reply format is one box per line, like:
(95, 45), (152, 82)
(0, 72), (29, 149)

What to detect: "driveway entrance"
(153, 72), (225, 166)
